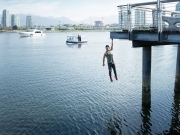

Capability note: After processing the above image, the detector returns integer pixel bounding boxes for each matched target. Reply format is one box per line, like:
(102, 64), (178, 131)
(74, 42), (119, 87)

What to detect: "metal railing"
(118, 0), (180, 32)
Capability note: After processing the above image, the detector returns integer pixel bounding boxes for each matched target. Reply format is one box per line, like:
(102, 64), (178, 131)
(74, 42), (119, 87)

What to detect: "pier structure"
(111, 0), (180, 105)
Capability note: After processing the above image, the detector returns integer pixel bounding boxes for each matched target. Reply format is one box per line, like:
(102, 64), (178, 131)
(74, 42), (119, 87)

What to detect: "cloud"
(0, 0), (174, 22)
(0, 0), (62, 15)
(0, 0), (120, 21)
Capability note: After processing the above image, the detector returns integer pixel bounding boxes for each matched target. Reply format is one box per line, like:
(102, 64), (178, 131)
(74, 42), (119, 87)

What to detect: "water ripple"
(0, 33), (179, 134)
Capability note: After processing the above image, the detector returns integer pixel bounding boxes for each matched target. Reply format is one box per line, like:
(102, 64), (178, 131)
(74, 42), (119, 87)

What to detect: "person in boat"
(78, 35), (80, 41)
(79, 35), (81, 41)
(102, 38), (118, 82)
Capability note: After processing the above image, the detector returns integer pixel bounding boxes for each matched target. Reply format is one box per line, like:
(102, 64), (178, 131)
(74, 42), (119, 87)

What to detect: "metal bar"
(120, 7), (123, 29)
(117, 5), (128, 7)
(162, 10), (180, 13)
(117, 0), (179, 8)
(127, 4), (132, 40)
(134, 6), (156, 10)
(157, 0), (163, 42)
(157, 0), (162, 33)
(118, 2), (157, 7)
(134, 6), (180, 15)
(162, 0), (179, 2)
(131, 2), (157, 7)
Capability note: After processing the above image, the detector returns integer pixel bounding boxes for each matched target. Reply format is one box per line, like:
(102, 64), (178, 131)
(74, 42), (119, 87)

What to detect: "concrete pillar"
(142, 47), (151, 105)
(174, 44), (180, 93)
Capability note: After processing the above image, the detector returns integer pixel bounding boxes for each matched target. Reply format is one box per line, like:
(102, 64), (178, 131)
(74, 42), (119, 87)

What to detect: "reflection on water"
(107, 104), (152, 135)
(163, 94), (180, 134)
(139, 93), (180, 135)
(139, 105), (152, 135)
(19, 36), (45, 44)
(19, 36), (46, 38)
(108, 115), (122, 135)
(108, 93), (180, 135)
(66, 43), (82, 49)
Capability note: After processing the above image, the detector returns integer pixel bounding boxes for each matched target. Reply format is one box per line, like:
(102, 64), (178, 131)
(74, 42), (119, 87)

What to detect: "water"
(0, 32), (179, 135)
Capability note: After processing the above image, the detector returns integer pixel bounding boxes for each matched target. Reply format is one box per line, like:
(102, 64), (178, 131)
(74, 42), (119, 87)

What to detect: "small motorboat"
(19, 29), (45, 37)
(66, 35), (88, 44)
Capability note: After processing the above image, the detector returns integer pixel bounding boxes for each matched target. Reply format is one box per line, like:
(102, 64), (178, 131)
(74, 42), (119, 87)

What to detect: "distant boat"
(19, 29), (45, 37)
(66, 35), (88, 44)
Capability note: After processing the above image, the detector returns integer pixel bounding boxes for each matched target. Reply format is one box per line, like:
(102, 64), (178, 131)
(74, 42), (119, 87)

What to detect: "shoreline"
(0, 30), (113, 33)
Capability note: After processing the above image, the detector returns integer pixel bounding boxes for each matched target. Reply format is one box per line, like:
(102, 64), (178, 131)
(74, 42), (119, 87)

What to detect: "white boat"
(66, 35), (88, 44)
(19, 29), (45, 37)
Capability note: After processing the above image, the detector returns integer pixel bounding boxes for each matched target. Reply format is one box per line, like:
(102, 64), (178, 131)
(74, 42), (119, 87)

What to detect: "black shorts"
(108, 62), (115, 71)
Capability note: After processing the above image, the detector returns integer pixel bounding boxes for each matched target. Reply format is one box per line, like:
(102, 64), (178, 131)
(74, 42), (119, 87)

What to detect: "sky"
(0, 0), (166, 21)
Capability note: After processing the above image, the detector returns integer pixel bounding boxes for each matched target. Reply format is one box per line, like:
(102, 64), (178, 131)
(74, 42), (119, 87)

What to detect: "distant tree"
(13, 25), (18, 30)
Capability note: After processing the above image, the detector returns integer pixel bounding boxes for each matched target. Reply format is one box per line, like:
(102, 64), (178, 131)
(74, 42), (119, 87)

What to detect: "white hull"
(19, 29), (45, 37)
(66, 40), (88, 44)
(19, 32), (45, 37)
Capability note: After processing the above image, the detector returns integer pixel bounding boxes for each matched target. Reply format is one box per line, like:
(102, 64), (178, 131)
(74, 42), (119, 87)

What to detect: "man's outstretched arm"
(110, 38), (113, 50)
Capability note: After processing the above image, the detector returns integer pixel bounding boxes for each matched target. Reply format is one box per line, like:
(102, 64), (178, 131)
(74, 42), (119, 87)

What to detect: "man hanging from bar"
(102, 38), (118, 82)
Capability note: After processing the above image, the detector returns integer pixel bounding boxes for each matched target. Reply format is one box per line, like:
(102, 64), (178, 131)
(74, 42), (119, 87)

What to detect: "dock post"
(142, 47), (151, 105)
(175, 44), (180, 93)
